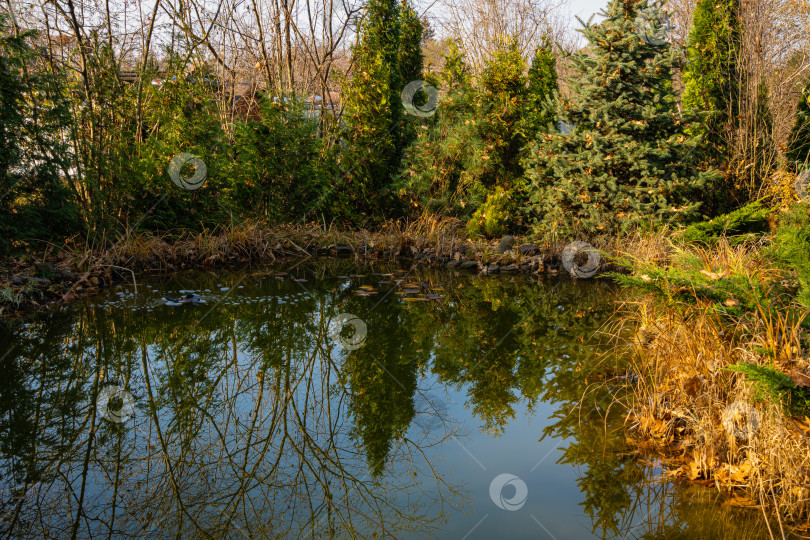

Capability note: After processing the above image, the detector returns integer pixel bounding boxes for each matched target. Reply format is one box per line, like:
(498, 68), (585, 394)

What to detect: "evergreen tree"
(522, 0), (717, 240)
(340, 0), (403, 219)
(397, 1), (425, 154)
(521, 37), (558, 141)
(0, 17), (79, 249)
(440, 40), (472, 91)
(398, 1), (424, 89)
(397, 42), (485, 215)
(477, 38), (528, 186)
(682, 0), (741, 163)
(787, 82), (810, 170)
(398, 37), (532, 235)
(465, 38), (533, 237)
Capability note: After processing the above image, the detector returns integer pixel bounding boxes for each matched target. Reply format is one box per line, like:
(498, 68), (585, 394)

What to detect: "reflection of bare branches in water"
(0, 299), (462, 538)
(0, 262), (632, 538)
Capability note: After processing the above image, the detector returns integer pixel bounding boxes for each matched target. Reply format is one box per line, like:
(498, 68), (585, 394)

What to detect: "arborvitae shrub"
(521, 37), (558, 141)
(681, 0), (741, 165)
(466, 187), (519, 238)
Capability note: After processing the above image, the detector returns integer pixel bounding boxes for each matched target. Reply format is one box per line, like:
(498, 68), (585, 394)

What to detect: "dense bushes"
(0, 18), (79, 250)
(229, 99), (329, 224)
(399, 37), (555, 236)
(1, 0), (807, 250)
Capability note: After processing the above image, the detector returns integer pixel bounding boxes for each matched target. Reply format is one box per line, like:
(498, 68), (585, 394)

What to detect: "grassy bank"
(0, 216), (567, 316)
(610, 203), (810, 535)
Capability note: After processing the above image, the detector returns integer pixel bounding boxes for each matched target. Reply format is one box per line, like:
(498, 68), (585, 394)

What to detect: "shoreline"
(0, 223), (605, 318)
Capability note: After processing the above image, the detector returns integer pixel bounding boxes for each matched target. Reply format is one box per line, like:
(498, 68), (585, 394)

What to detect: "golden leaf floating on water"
(723, 495), (757, 508)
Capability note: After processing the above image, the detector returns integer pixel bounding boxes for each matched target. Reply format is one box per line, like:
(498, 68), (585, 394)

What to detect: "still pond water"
(0, 259), (770, 538)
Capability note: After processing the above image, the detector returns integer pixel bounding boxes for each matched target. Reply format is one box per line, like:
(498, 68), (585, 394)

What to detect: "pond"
(0, 259), (771, 538)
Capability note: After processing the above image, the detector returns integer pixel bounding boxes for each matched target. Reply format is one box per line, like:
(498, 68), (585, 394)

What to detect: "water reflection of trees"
(0, 261), (771, 538)
(0, 271), (459, 538)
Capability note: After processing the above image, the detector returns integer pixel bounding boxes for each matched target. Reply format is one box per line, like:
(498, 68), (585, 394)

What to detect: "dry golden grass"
(606, 226), (675, 267)
(616, 238), (810, 536)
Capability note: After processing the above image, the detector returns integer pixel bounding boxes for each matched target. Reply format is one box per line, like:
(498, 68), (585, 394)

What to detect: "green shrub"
(399, 36), (544, 225)
(678, 200), (772, 245)
(466, 187), (518, 238)
(229, 98), (330, 224)
(727, 362), (810, 417)
(770, 203), (810, 307)
(0, 16), (79, 250)
(132, 61), (230, 231)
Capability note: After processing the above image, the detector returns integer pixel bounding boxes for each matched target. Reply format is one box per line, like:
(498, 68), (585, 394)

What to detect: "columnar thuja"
(339, 0), (424, 222)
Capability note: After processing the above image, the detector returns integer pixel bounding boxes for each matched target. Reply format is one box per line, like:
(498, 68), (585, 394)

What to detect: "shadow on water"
(0, 259), (772, 538)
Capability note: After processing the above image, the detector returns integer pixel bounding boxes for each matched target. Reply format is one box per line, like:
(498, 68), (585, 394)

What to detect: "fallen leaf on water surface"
(355, 290), (378, 296)
(723, 495), (757, 507)
(716, 460), (752, 485)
